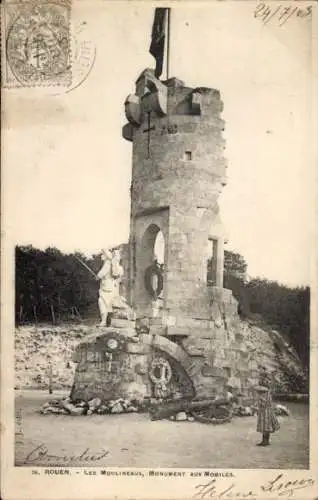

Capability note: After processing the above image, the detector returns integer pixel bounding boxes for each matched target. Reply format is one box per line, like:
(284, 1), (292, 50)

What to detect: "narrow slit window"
(207, 238), (218, 285)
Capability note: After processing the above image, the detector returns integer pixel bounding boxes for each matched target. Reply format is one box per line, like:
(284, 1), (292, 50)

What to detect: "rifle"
(74, 255), (98, 279)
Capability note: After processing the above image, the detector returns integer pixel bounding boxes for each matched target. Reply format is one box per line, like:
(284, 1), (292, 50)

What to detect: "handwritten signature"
(194, 474), (315, 498)
(254, 3), (312, 26)
(24, 443), (109, 464)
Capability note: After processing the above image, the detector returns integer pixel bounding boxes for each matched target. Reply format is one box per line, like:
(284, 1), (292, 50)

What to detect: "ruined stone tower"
(68, 20), (306, 406)
(123, 68), (235, 336)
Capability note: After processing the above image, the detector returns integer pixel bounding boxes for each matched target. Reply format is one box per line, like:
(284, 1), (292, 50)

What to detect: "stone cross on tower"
(143, 112), (156, 158)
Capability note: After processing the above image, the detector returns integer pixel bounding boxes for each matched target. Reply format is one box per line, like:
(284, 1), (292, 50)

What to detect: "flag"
(149, 8), (169, 78)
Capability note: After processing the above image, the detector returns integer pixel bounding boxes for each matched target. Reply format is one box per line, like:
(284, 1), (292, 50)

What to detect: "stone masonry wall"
(15, 325), (86, 390)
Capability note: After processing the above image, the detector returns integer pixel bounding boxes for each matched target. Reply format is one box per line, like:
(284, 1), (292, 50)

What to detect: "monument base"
(70, 288), (258, 404)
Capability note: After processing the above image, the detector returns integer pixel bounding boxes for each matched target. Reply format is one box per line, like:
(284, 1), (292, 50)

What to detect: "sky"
(3, 1), (313, 287)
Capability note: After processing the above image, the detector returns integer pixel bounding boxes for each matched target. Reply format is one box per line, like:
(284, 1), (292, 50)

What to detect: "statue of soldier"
(96, 248), (123, 327)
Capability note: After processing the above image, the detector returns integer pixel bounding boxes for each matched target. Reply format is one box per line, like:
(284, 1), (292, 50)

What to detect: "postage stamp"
(2, 0), (71, 87)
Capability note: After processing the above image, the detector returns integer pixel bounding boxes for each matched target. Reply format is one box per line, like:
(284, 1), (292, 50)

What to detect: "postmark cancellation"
(2, 0), (71, 87)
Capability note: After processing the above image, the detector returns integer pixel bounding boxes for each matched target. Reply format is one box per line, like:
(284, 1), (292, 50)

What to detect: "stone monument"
(70, 10), (263, 403)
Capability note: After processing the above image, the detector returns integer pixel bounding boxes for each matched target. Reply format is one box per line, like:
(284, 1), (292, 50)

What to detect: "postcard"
(1, 1), (317, 499)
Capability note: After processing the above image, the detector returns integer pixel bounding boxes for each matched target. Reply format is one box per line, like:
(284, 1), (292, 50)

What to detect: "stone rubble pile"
(40, 397), (291, 421)
(231, 403), (290, 417)
(40, 396), (142, 416)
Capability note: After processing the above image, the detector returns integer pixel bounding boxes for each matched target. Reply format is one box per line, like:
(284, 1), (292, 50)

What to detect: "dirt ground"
(15, 390), (309, 469)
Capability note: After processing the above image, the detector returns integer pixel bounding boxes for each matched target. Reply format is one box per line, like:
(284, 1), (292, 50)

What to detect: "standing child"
(255, 370), (280, 446)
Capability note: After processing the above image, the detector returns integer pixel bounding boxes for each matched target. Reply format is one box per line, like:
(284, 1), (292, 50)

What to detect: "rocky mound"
(15, 325), (88, 389)
(15, 318), (307, 394)
(240, 317), (307, 393)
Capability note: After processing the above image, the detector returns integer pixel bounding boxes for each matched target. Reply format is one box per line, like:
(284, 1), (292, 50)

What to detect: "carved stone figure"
(96, 248), (123, 327)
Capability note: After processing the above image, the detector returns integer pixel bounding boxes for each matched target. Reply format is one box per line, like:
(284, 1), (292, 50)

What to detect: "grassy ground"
(15, 390), (309, 469)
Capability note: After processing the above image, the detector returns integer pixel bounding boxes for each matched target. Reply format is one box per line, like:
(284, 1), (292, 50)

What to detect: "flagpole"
(166, 8), (171, 81)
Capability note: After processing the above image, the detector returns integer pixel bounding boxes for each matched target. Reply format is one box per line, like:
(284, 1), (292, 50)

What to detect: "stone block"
(70, 406), (85, 416)
(236, 359), (248, 372)
(217, 348), (225, 359)
(176, 412), (187, 421)
(60, 400), (76, 413)
(126, 342), (149, 354)
(166, 325), (192, 337)
(248, 360), (258, 370)
(201, 365), (225, 378)
(222, 358), (234, 369)
(182, 337), (212, 356)
(149, 325), (167, 336)
(111, 319), (136, 329)
(227, 376), (242, 390)
(237, 367), (250, 377)
(111, 403), (124, 414)
(184, 347), (205, 358)
(212, 357), (224, 368)
(149, 317), (165, 327)
(186, 318), (213, 329)
(88, 397), (101, 410)
(163, 315), (176, 326)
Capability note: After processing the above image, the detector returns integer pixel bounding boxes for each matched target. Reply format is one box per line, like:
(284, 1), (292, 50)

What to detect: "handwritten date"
(254, 3), (312, 26)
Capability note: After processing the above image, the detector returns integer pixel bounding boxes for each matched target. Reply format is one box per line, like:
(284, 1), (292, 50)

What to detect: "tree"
(246, 278), (310, 367)
(223, 250), (249, 317)
(224, 250), (247, 280)
(15, 245), (99, 324)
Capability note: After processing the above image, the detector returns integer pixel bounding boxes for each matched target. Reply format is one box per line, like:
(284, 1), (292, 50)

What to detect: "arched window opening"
(140, 225), (166, 316)
(154, 230), (165, 267)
